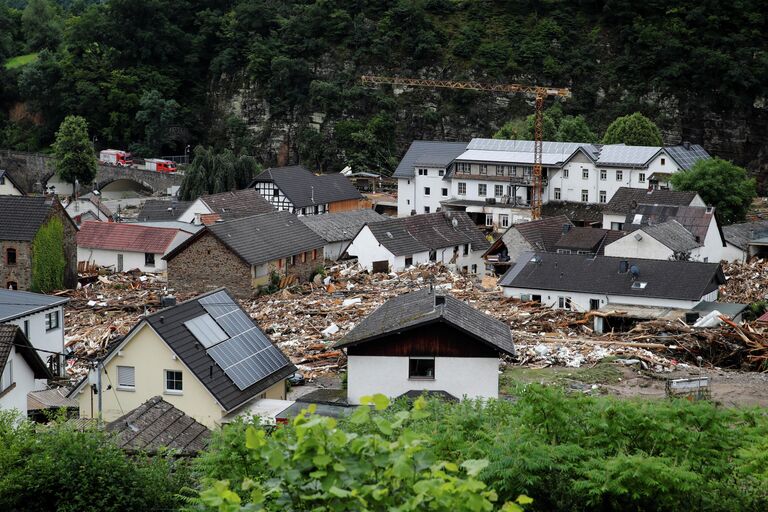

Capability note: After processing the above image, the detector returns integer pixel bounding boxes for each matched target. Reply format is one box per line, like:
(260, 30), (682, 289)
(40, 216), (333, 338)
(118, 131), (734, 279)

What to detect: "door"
(372, 260), (389, 274)
(117, 254), (124, 272)
(590, 299), (600, 311)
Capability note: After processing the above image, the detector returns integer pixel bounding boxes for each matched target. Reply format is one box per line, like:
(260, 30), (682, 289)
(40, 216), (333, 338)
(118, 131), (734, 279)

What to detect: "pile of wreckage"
(60, 259), (768, 382)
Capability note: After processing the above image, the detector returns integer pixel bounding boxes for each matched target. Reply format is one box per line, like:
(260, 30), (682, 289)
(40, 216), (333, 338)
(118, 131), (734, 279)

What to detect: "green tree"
(179, 146), (260, 200)
(602, 112), (663, 146)
(135, 89), (180, 154)
(52, 115), (97, 195)
(31, 217), (66, 293)
(21, 0), (62, 52)
(556, 115), (597, 143)
(670, 157), (756, 224)
(494, 114), (557, 141)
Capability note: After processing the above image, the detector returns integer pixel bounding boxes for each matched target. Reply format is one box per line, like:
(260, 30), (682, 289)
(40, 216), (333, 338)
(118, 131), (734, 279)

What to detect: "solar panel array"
(665, 145), (710, 170)
(596, 145), (660, 166)
(467, 138), (586, 155)
(185, 291), (290, 391)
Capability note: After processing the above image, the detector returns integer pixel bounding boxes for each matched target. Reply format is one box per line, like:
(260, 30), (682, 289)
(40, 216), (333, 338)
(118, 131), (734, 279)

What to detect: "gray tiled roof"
(514, 215), (573, 252)
(107, 396), (210, 455)
(0, 289), (69, 322)
(555, 227), (611, 252)
(603, 187), (699, 215)
(499, 252), (724, 301)
(641, 220), (702, 253)
(393, 141), (468, 178)
(722, 220), (768, 250)
(365, 212), (489, 256)
(335, 288), (514, 355)
(202, 211), (326, 265)
(665, 144), (711, 170)
(299, 209), (386, 242)
(541, 201), (605, 224)
(200, 188), (274, 219)
(0, 196), (56, 241)
(137, 199), (192, 222)
(250, 166), (362, 208)
(624, 204), (714, 242)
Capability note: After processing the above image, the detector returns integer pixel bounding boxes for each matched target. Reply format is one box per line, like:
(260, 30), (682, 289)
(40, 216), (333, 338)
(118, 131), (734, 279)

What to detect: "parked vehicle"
(143, 158), (177, 173)
(99, 149), (133, 167)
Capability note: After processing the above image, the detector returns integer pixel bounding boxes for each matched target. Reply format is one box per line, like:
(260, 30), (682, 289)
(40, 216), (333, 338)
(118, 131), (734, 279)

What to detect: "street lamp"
(184, 144), (191, 164)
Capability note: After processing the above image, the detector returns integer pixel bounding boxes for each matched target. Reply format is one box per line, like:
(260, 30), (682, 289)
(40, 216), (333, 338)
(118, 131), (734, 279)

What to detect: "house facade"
(298, 209), (387, 260)
(65, 196), (113, 225)
(0, 325), (52, 416)
(176, 188), (274, 225)
(335, 289), (514, 404)
(68, 289), (296, 428)
(394, 139), (711, 229)
(0, 170), (25, 195)
(0, 196), (78, 291)
(344, 211), (490, 274)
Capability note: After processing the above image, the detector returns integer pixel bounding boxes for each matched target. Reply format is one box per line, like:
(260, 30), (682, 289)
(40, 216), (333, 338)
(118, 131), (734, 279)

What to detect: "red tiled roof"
(77, 221), (178, 253)
(757, 311), (768, 324)
(200, 213), (222, 225)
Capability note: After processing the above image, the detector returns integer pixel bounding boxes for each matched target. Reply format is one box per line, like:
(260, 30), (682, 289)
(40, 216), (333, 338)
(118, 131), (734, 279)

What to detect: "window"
(496, 165), (505, 176)
(429, 250), (437, 262)
(616, 170), (623, 181)
(6, 248), (16, 265)
(23, 320), (29, 338)
(301, 252), (306, 263)
(661, 158), (666, 165)
(457, 162), (470, 173)
(424, 206), (430, 213)
(301, 207), (307, 215)
(442, 188), (448, 197)
(1, 359), (11, 392)
(144, 253), (155, 267)
(117, 365), (135, 390)
(508, 166), (516, 176)
(563, 168), (569, 178)
(45, 311), (59, 331)
(500, 214), (510, 228)
(471, 264), (477, 273)
(165, 370), (183, 394)
(558, 297), (572, 310)
(479, 164), (487, 175)
(599, 191), (607, 203)
(438, 169), (444, 176)
(408, 357), (435, 379)
(463, 244), (469, 256)
(404, 257), (413, 267)
(312, 249), (318, 260)
(424, 187), (430, 196)
(581, 189), (589, 202)
(485, 214), (493, 227)
(589, 299), (600, 311)
(314, 205), (319, 214)
(478, 184), (487, 196)
(611, 222), (624, 230)
(582, 168), (589, 180)
(0, 176), (4, 185)
(494, 185), (503, 197)
(554, 188), (561, 200)
(418, 168), (428, 176)
(458, 182), (467, 195)
(277, 258), (283, 269)
(273, 188), (279, 197)
(600, 169), (607, 180)
(638, 173), (646, 183)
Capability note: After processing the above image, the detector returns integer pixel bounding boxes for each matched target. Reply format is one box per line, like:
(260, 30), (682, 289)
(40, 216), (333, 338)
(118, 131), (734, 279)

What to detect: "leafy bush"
(31, 217), (66, 292)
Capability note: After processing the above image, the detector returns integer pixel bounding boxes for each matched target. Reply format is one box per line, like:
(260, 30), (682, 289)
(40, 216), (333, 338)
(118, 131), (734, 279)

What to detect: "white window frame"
(424, 187), (430, 196)
(45, 310), (59, 331)
(563, 168), (569, 178)
(458, 182), (466, 195)
(477, 184), (487, 197)
(599, 191), (607, 203)
(478, 164), (488, 175)
(1, 359), (12, 392)
(117, 365), (135, 391)
(499, 214), (510, 228)
(638, 173), (646, 183)
(441, 188), (448, 197)
(581, 189), (589, 202)
(485, 214), (493, 227)
(582, 168), (589, 180)
(616, 170), (623, 181)
(496, 165), (505, 176)
(494, 185), (503, 197)
(558, 296), (572, 310)
(554, 188), (561, 200)
(424, 206), (430, 213)
(164, 369), (183, 395)
(600, 169), (607, 180)
(438, 169), (444, 176)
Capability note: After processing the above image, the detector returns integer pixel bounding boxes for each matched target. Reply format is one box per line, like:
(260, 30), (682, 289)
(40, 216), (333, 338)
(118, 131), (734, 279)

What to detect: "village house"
(395, 139), (711, 227)
(0, 325), (52, 416)
(0, 169), (25, 195)
(344, 211), (490, 274)
(0, 195), (78, 291)
(136, 199), (193, 222)
(176, 188), (274, 225)
(335, 288), (514, 404)
(68, 289), (297, 428)
(0, 289), (68, 384)
(299, 209), (387, 260)
(600, 187), (705, 230)
(249, 165), (367, 215)
(165, 211), (326, 297)
(723, 220), (768, 260)
(64, 194), (113, 225)
(77, 221), (193, 273)
(499, 252), (724, 313)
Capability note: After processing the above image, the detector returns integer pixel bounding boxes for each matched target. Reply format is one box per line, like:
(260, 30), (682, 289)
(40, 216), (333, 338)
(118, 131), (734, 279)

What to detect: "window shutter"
(117, 366), (135, 388)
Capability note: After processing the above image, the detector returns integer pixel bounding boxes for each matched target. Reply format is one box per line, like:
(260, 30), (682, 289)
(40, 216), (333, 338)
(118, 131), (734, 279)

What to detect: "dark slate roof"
(364, 211), (489, 256)
(299, 209), (386, 242)
(603, 187), (699, 215)
(0, 195), (56, 241)
(200, 188), (274, 220)
(665, 144), (711, 170)
(515, 216), (574, 251)
(393, 141), (468, 178)
(137, 199), (193, 222)
(499, 252), (724, 301)
(0, 289), (69, 322)
(624, 204), (714, 242)
(0, 324), (51, 379)
(250, 166), (362, 208)
(641, 220), (702, 252)
(0, 169), (25, 194)
(107, 396), (211, 455)
(335, 288), (514, 355)
(541, 201), (604, 224)
(722, 220), (768, 250)
(554, 227), (611, 252)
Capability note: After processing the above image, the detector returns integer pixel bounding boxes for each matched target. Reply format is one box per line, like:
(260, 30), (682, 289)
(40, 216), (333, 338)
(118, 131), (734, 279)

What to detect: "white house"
(499, 252), (725, 312)
(77, 221), (193, 272)
(335, 288), (515, 404)
(298, 209), (387, 260)
(64, 195), (113, 225)
(0, 170), (25, 195)
(344, 211), (490, 274)
(0, 325), (52, 416)
(0, 289), (68, 386)
(176, 188), (274, 225)
(394, 139), (712, 229)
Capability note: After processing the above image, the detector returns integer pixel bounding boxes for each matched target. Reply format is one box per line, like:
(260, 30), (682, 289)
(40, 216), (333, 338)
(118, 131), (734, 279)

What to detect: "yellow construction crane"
(360, 75), (572, 220)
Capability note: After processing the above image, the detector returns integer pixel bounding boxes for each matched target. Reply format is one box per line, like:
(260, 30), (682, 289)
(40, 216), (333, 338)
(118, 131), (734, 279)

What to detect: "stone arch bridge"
(0, 150), (184, 195)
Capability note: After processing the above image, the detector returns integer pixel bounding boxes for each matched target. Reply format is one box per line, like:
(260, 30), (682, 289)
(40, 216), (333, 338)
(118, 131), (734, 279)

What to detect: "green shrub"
(31, 217), (66, 292)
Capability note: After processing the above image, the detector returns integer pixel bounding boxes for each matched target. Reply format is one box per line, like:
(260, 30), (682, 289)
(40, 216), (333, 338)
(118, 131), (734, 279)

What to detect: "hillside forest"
(0, 0), (766, 187)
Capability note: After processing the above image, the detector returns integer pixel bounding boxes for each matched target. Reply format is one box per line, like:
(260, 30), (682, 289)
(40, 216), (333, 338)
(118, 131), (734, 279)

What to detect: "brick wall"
(167, 232), (254, 298)
(272, 249), (323, 284)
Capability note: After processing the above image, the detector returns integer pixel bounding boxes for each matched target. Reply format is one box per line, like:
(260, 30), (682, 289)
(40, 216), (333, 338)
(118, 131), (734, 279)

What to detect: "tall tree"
(556, 115), (597, 143)
(21, 0), (62, 52)
(670, 158), (756, 224)
(178, 146), (260, 200)
(602, 112), (663, 146)
(52, 115), (97, 195)
(135, 89), (180, 154)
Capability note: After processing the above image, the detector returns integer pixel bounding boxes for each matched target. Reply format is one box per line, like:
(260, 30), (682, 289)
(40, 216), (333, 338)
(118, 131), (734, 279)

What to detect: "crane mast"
(360, 75), (571, 220)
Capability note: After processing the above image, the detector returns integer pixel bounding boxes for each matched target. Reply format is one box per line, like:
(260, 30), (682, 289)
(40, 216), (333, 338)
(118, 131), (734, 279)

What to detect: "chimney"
(683, 141), (691, 150)
(435, 295), (446, 307)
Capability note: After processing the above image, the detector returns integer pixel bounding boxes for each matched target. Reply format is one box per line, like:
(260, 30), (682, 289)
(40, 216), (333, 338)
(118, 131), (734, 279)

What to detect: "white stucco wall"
(346, 355), (499, 404)
(604, 231), (676, 260)
(77, 247), (166, 273)
(178, 198), (211, 224)
(323, 241), (348, 261)
(0, 347), (36, 416)
(345, 226), (397, 272)
(7, 306), (65, 386)
(0, 178), (23, 195)
(397, 178), (415, 216)
(65, 200), (110, 222)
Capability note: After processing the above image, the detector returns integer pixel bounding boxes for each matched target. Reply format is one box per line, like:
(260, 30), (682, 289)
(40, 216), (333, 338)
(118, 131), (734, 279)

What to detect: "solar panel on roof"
(184, 314), (228, 348)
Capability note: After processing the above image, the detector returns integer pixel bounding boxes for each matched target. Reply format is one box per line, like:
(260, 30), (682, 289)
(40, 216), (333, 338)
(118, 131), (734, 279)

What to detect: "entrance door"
(117, 254), (124, 272)
(590, 299), (600, 311)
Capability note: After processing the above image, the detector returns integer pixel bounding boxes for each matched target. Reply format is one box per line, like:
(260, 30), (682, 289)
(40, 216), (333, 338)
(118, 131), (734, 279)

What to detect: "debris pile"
(720, 259), (768, 304)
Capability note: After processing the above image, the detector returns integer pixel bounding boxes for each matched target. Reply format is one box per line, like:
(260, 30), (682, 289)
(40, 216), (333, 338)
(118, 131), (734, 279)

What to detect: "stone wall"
(167, 232), (254, 298)
(0, 241), (33, 290)
(50, 201), (79, 289)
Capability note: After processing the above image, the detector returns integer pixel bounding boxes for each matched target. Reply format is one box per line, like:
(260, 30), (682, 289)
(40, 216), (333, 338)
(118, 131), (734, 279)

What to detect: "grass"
(4, 52), (39, 70)
(501, 360), (624, 394)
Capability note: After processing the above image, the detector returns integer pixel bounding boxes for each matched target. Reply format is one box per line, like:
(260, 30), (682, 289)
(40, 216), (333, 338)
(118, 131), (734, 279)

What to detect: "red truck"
(99, 149), (133, 166)
(143, 158), (177, 173)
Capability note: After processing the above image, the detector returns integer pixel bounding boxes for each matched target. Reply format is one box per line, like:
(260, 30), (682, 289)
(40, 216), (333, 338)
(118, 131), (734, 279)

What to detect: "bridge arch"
(95, 178), (154, 194)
